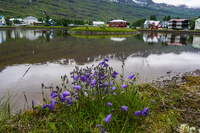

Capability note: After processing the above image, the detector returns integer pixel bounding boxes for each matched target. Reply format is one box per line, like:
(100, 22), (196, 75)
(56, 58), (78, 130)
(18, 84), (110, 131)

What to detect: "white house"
(0, 16), (6, 26)
(195, 18), (200, 30)
(9, 18), (26, 26)
(93, 21), (105, 26)
(24, 16), (38, 26)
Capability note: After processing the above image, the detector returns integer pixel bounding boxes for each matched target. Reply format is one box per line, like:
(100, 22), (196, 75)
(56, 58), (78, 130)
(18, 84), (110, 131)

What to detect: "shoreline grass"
(70, 26), (138, 32)
(0, 59), (199, 132)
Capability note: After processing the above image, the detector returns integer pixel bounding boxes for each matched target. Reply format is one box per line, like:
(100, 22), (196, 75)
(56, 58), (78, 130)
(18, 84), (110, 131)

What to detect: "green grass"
(1, 59), (198, 132)
(71, 26), (137, 32)
(71, 34), (136, 39)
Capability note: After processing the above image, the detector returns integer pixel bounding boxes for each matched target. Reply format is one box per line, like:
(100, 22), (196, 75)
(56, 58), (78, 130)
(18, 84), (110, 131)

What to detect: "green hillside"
(0, 0), (200, 22)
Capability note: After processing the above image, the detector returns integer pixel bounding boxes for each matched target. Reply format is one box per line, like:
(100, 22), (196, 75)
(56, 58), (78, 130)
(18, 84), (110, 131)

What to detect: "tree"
(5, 17), (12, 26)
(45, 15), (50, 24)
(167, 15), (171, 21)
(62, 19), (68, 27)
(150, 15), (157, 20)
(131, 18), (146, 28)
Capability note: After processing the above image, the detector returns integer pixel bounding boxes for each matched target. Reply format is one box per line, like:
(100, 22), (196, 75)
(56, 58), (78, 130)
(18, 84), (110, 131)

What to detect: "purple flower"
(50, 91), (58, 99)
(113, 71), (118, 75)
(101, 128), (105, 133)
(75, 96), (79, 100)
(128, 74), (135, 80)
(151, 100), (155, 104)
(74, 75), (79, 81)
(100, 61), (105, 65)
(99, 84), (104, 88)
(102, 75), (106, 80)
(110, 81), (113, 86)
(87, 78), (90, 83)
(91, 79), (96, 86)
(104, 114), (112, 123)
(142, 107), (149, 117)
(99, 72), (104, 77)
(32, 100), (34, 108)
(81, 75), (86, 82)
(121, 84), (128, 89)
(107, 102), (112, 106)
(63, 91), (70, 97)
(49, 99), (56, 110)
(104, 91), (108, 94)
(74, 85), (81, 90)
(111, 86), (116, 91)
(104, 63), (108, 67)
(121, 91), (125, 93)
(105, 58), (109, 62)
(42, 104), (48, 109)
(135, 111), (141, 116)
(120, 78), (124, 81)
(122, 106), (128, 111)
(84, 91), (88, 97)
(112, 92), (116, 95)
(94, 91), (98, 95)
(112, 71), (118, 78)
(112, 75), (117, 78)
(96, 124), (102, 127)
(104, 83), (108, 87)
(71, 82), (75, 85)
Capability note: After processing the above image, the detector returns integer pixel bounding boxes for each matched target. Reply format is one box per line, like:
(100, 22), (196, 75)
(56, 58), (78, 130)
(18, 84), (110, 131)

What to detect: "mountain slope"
(0, 0), (200, 22)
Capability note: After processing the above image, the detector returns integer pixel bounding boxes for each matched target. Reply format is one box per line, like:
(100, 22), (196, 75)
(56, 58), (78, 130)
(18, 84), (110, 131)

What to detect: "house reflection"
(192, 35), (200, 49)
(167, 34), (188, 46)
(142, 32), (189, 46)
(143, 32), (167, 43)
(9, 30), (54, 41)
(110, 37), (126, 42)
(0, 30), (6, 44)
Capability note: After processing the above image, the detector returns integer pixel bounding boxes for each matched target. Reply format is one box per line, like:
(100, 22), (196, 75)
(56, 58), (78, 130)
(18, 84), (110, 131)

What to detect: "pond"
(0, 29), (200, 109)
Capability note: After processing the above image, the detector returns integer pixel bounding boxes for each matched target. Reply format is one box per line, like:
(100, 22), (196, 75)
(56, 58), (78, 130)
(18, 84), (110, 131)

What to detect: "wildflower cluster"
(42, 58), (152, 132)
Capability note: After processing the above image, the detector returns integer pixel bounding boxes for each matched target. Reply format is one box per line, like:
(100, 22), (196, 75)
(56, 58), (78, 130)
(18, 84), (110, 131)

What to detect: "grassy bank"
(71, 26), (137, 32)
(71, 34), (136, 39)
(0, 59), (199, 132)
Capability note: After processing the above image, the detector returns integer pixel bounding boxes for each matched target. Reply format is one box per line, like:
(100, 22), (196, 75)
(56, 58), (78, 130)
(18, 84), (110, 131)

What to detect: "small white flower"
(198, 128), (200, 132)
(180, 124), (190, 132)
(190, 127), (196, 132)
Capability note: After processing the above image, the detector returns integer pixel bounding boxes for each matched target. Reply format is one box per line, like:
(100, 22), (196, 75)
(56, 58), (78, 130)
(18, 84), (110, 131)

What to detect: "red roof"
(169, 19), (189, 22)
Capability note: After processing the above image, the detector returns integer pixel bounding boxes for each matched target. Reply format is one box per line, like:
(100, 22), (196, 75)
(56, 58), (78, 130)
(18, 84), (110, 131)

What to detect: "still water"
(0, 29), (200, 109)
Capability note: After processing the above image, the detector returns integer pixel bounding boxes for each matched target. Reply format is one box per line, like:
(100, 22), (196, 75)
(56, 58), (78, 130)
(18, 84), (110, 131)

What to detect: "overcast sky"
(152, 0), (200, 8)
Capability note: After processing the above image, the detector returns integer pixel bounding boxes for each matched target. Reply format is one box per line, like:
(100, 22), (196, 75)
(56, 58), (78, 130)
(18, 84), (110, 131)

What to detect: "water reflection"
(142, 32), (192, 46)
(110, 37), (126, 42)
(7, 30), (54, 41)
(0, 29), (200, 109)
(192, 36), (200, 49)
(0, 30), (6, 44)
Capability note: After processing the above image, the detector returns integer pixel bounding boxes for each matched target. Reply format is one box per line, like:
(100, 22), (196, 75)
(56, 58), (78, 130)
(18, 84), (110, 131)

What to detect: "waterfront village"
(1, 15), (200, 30)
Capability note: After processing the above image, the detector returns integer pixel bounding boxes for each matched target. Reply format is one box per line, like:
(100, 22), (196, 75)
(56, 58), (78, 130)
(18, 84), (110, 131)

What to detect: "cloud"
(152, 0), (200, 8)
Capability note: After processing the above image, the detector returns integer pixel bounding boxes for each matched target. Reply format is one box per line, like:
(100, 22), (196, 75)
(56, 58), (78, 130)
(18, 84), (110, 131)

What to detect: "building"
(168, 19), (190, 30)
(109, 19), (127, 28)
(160, 21), (169, 29)
(93, 21), (105, 26)
(0, 16), (6, 26)
(24, 16), (38, 26)
(9, 18), (26, 26)
(143, 20), (162, 29)
(43, 19), (55, 26)
(194, 18), (200, 30)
